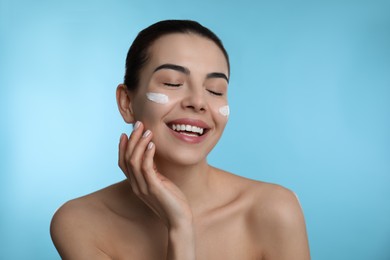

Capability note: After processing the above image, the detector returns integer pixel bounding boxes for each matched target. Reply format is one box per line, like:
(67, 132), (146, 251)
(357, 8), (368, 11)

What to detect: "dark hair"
(124, 19), (230, 91)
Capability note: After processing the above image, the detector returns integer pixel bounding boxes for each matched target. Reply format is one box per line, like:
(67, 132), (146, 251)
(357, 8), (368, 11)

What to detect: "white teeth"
(170, 124), (205, 135)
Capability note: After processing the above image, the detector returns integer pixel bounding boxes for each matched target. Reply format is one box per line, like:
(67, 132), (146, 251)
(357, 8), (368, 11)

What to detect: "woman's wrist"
(167, 221), (196, 260)
(168, 210), (193, 228)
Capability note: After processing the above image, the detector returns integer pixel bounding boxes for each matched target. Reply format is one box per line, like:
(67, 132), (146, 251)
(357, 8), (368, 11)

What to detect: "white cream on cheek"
(146, 92), (169, 104)
(219, 105), (230, 117)
(146, 92), (229, 117)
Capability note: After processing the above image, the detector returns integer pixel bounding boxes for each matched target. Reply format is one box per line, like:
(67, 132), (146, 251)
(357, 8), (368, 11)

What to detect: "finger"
(118, 133), (129, 174)
(125, 121), (143, 163)
(128, 129), (153, 195)
(118, 133), (140, 195)
(124, 121), (144, 193)
(142, 141), (159, 187)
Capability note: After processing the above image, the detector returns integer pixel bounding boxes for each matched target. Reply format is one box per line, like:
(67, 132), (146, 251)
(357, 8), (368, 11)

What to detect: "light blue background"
(1, 0), (389, 259)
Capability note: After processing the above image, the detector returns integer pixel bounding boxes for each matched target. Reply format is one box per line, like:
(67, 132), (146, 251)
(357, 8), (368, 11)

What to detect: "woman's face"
(130, 33), (229, 166)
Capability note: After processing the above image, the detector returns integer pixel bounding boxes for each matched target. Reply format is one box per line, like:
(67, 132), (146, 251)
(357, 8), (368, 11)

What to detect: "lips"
(166, 118), (210, 143)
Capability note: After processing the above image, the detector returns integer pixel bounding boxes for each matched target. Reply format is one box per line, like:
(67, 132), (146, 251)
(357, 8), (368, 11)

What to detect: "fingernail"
(143, 130), (151, 138)
(119, 133), (126, 142)
(147, 142), (154, 150)
(133, 121), (141, 131)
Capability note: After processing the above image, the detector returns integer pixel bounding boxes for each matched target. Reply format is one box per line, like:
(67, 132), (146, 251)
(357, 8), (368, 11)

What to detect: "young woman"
(50, 20), (310, 259)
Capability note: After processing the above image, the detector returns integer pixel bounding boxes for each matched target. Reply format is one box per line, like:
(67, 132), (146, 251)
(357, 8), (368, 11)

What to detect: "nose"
(181, 86), (207, 113)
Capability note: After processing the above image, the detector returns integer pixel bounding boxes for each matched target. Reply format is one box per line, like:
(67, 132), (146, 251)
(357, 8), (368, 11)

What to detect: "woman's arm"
(167, 221), (196, 260)
(118, 121), (196, 259)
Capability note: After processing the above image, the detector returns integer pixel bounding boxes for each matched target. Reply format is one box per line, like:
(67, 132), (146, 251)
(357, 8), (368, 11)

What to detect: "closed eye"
(207, 89), (224, 96)
(164, 83), (182, 87)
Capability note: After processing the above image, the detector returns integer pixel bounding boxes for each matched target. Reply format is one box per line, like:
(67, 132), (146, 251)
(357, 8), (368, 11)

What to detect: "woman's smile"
(165, 118), (211, 144)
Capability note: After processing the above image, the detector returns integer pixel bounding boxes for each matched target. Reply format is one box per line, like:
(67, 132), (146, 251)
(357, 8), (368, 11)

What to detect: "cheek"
(209, 99), (230, 124)
(134, 92), (173, 126)
(218, 105), (230, 117)
(146, 92), (169, 104)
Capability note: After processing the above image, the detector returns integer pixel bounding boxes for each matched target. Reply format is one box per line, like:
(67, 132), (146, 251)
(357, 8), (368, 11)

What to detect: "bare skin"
(50, 33), (310, 259)
(51, 171), (309, 259)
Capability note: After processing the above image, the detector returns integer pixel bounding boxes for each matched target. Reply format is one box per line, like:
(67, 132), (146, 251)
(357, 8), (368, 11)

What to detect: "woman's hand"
(118, 121), (193, 229)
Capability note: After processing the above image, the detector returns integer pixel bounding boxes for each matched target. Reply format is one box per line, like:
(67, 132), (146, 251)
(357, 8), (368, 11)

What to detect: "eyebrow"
(206, 72), (229, 83)
(153, 63), (229, 83)
(154, 63), (190, 74)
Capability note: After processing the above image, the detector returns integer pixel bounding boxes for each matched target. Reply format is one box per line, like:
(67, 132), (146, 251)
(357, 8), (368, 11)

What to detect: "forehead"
(145, 33), (229, 75)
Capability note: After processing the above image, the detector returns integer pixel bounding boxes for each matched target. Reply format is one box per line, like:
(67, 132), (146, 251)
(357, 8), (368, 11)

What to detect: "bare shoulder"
(215, 168), (300, 209)
(50, 183), (124, 259)
(246, 180), (310, 260)
(248, 181), (303, 223)
(214, 170), (310, 259)
(215, 170), (302, 223)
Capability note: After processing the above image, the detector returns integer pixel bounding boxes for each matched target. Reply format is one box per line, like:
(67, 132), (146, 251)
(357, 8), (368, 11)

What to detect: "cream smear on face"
(146, 92), (169, 104)
(219, 105), (230, 117)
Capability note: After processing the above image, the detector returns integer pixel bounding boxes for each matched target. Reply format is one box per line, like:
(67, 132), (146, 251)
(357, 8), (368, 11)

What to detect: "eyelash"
(164, 83), (223, 96)
(164, 83), (182, 87)
(207, 89), (223, 96)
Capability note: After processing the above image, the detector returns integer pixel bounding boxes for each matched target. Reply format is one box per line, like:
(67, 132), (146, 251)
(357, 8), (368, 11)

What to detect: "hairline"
(143, 31), (230, 78)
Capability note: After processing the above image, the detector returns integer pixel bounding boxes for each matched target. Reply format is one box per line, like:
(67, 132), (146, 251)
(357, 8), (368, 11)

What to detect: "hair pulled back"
(124, 20), (230, 91)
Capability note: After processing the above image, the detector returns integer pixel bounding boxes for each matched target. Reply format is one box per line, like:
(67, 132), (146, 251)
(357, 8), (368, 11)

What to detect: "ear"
(116, 84), (135, 124)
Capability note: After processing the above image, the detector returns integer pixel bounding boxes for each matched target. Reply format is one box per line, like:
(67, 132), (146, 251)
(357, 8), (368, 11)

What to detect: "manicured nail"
(143, 130), (151, 138)
(120, 133), (126, 143)
(133, 121), (141, 131)
(147, 142), (154, 150)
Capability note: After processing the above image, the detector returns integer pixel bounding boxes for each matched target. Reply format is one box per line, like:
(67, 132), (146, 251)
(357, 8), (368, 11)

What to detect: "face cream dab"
(219, 105), (230, 117)
(146, 92), (169, 104)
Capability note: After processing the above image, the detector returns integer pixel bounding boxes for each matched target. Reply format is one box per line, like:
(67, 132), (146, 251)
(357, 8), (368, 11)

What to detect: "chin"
(154, 146), (210, 167)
